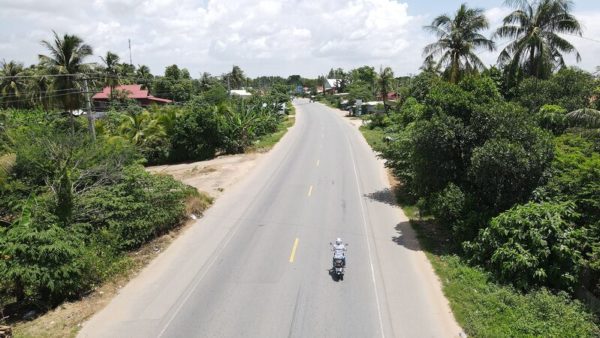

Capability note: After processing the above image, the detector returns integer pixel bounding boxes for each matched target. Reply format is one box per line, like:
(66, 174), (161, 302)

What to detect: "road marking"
(345, 132), (387, 338)
(316, 159), (320, 167)
(289, 238), (299, 263)
(307, 185), (313, 197)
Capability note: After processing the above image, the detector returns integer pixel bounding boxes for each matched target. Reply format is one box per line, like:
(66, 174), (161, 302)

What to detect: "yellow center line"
(307, 185), (313, 197)
(316, 159), (320, 167)
(289, 238), (299, 263)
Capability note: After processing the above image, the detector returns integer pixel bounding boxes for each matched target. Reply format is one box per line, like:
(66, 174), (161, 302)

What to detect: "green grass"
(358, 125), (385, 152)
(411, 219), (600, 337)
(250, 115), (295, 152)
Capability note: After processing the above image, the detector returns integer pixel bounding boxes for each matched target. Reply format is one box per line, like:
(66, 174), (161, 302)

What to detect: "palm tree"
(136, 65), (153, 90)
(100, 51), (120, 100)
(39, 31), (93, 132)
(118, 111), (166, 147)
(27, 65), (53, 110)
(495, 0), (582, 80)
(0, 60), (27, 108)
(423, 4), (495, 83)
(566, 108), (600, 129)
(227, 65), (246, 90)
(377, 66), (394, 112)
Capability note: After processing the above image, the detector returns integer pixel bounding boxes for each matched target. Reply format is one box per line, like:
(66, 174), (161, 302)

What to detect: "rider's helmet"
(336, 238), (342, 245)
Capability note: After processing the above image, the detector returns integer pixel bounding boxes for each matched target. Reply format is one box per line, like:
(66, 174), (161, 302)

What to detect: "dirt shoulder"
(147, 152), (264, 200)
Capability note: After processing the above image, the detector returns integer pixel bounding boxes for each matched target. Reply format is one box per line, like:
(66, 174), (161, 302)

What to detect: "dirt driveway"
(147, 152), (264, 199)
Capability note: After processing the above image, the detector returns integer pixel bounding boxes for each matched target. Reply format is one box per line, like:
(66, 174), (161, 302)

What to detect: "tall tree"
(39, 31), (93, 132)
(136, 65), (153, 90)
(378, 66), (394, 112)
(0, 60), (27, 108)
(423, 4), (495, 83)
(495, 0), (582, 80)
(27, 65), (53, 110)
(100, 51), (120, 100)
(226, 65), (246, 90)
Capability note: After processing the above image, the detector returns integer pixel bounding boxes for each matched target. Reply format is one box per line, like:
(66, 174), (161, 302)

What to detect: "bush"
(75, 165), (197, 250)
(411, 113), (473, 197)
(538, 104), (568, 134)
(390, 97), (424, 129)
(0, 199), (93, 305)
(431, 183), (465, 226)
(465, 201), (585, 291)
(424, 81), (474, 121)
(468, 136), (553, 214)
(170, 103), (222, 162)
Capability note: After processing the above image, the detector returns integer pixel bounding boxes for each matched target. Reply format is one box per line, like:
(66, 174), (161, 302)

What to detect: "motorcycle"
(330, 242), (348, 280)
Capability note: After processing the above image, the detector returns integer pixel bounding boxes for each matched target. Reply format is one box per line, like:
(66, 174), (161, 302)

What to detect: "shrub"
(170, 103), (222, 162)
(468, 136), (553, 214)
(391, 97), (424, 128)
(411, 113), (473, 197)
(538, 104), (568, 134)
(431, 183), (465, 226)
(465, 201), (585, 291)
(0, 199), (93, 305)
(75, 165), (197, 250)
(423, 81), (474, 121)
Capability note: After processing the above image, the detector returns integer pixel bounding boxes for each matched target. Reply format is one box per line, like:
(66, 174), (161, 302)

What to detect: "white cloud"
(0, 0), (597, 77)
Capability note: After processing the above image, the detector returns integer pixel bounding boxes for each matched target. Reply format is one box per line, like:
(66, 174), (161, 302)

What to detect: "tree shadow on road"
(363, 188), (398, 207)
(391, 221), (423, 252)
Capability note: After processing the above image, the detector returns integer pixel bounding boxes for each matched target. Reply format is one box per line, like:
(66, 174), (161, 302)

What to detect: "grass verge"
(356, 122), (600, 337)
(358, 125), (385, 152)
(412, 219), (600, 337)
(249, 114), (296, 152)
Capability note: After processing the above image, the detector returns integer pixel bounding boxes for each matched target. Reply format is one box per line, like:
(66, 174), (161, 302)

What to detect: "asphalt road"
(79, 99), (462, 338)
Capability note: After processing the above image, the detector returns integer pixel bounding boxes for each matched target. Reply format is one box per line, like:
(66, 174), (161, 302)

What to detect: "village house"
(92, 84), (172, 111)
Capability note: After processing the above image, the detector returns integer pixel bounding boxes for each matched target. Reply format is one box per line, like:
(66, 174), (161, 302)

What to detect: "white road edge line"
(156, 219), (245, 338)
(344, 132), (386, 338)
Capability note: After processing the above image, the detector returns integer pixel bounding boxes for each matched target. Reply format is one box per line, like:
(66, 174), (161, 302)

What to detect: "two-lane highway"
(79, 99), (462, 338)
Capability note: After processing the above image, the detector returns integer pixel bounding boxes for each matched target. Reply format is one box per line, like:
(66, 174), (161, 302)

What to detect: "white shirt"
(333, 243), (346, 258)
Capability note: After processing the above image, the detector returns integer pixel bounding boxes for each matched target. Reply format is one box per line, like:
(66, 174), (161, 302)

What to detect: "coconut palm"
(136, 65), (153, 91)
(26, 65), (53, 110)
(377, 66), (394, 112)
(423, 4), (495, 83)
(226, 65), (246, 90)
(100, 51), (121, 100)
(566, 108), (600, 129)
(118, 111), (166, 147)
(39, 31), (93, 132)
(495, 0), (582, 80)
(0, 60), (27, 108)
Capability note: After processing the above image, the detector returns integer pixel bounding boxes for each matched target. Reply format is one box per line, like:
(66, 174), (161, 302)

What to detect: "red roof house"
(92, 84), (172, 110)
(377, 92), (399, 101)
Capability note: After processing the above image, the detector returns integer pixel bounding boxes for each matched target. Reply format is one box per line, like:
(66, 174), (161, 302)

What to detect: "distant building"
(324, 79), (340, 93)
(377, 92), (399, 101)
(92, 84), (172, 111)
(229, 89), (252, 98)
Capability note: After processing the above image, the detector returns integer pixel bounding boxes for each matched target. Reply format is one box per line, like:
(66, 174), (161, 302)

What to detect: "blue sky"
(0, 0), (599, 77)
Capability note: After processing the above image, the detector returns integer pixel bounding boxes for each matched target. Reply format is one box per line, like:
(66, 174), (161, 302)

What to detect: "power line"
(560, 32), (600, 44)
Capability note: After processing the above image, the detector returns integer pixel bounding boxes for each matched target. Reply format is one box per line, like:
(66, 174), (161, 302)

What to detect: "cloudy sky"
(1, 0), (599, 78)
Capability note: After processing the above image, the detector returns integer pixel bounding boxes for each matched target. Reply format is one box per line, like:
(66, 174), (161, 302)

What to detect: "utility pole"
(128, 39), (133, 65)
(82, 76), (96, 140)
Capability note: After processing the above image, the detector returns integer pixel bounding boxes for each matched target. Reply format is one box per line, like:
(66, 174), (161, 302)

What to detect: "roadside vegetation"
(337, 1), (600, 336)
(0, 31), (299, 331)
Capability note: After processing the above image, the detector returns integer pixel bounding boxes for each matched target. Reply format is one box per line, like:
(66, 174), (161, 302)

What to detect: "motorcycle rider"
(331, 238), (346, 267)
